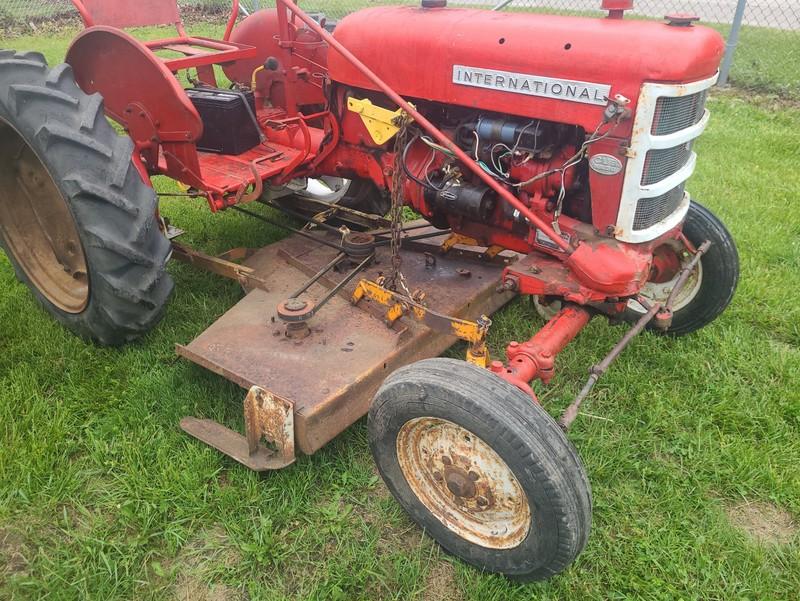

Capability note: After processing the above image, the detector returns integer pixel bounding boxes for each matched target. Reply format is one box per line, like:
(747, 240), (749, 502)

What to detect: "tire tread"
(0, 52), (173, 345)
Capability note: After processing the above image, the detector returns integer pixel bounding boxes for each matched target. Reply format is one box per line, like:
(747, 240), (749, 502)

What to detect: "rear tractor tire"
(0, 52), (173, 345)
(368, 358), (592, 582)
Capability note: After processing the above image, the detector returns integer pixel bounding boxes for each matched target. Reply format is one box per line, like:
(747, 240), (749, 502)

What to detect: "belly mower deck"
(176, 224), (517, 470)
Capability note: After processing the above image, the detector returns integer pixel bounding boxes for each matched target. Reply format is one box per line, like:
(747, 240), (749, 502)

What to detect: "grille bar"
(651, 90), (708, 136)
(641, 141), (694, 186)
(633, 184), (686, 231)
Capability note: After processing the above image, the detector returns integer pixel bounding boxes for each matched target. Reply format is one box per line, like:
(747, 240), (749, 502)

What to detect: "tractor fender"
(65, 26), (202, 147)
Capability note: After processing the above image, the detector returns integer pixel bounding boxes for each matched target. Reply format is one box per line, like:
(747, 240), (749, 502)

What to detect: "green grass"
(724, 26), (800, 98)
(1, 26), (800, 601)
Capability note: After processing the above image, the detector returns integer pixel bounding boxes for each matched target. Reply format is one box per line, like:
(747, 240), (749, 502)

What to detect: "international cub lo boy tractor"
(0, 0), (738, 581)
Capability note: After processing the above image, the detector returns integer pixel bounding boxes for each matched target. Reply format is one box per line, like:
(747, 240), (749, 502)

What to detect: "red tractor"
(0, 0), (738, 581)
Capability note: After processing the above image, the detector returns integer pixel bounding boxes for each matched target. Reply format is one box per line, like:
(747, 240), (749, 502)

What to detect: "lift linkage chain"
(385, 111), (413, 294)
(352, 277), (492, 368)
(350, 106), (494, 368)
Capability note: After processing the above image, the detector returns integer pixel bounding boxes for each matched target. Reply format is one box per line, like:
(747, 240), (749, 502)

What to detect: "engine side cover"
(329, 7), (724, 135)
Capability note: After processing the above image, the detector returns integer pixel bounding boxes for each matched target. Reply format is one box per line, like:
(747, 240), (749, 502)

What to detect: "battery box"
(185, 88), (260, 155)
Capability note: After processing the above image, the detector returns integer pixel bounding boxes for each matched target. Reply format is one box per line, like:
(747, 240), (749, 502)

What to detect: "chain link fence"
(1, 1), (797, 95)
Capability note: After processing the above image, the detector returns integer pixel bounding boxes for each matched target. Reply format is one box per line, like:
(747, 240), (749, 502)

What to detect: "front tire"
(629, 200), (739, 337)
(368, 358), (592, 582)
(0, 51), (173, 346)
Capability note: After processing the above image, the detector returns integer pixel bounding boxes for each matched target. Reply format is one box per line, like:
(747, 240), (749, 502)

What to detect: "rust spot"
(396, 417), (530, 549)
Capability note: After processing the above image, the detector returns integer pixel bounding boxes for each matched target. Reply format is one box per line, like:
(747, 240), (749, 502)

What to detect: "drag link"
(653, 239), (710, 330)
(560, 241), (710, 428)
(558, 301), (660, 430)
(665, 240), (711, 312)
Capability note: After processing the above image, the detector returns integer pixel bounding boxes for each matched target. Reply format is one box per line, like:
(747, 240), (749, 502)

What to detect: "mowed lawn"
(1, 24), (800, 601)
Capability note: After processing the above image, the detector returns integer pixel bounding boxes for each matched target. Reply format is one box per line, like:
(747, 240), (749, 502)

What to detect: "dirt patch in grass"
(0, 527), (29, 578)
(170, 525), (243, 601)
(420, 559), (463, 601)
(715, 86), (800, 112)
(174, 578), (240, 601)
(726, 500), (798, 545)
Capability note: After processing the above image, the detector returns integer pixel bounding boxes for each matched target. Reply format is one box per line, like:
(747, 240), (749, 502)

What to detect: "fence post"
(718, 0), (747, 86)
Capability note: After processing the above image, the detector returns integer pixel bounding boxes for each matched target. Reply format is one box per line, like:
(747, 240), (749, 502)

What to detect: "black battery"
(185, 88), (260, 155)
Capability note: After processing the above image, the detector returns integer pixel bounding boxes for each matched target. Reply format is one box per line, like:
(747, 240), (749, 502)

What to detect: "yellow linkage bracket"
(351, 278), (491, 368)
(347, 97), (415, 145)
(440, 233), (505, 260)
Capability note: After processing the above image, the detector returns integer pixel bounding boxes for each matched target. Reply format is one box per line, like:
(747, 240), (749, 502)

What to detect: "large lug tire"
(273, 177), (390, 230)
(629, 200), (739, 337)
(0, 51), (173, 346)
(368, 358), (592, 582)
(336, 178), (391, 216)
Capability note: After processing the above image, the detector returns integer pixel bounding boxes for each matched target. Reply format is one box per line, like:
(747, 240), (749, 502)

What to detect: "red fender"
(65, 26), (203, 185)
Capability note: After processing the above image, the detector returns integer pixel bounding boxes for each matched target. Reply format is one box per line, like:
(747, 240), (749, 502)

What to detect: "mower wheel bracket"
(180, 386), (295, 472)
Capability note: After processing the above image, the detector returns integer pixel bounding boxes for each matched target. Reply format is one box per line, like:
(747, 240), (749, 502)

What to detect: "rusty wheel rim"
(0, 119), (89, 313)
(396, 417), (531, 550)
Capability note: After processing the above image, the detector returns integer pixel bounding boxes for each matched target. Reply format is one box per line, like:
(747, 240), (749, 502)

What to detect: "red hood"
(329, 6), (724, 131)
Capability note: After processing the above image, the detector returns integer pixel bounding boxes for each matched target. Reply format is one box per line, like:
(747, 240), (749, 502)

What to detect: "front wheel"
(368, 358), (592, 582)
(628, 200), (739, 337)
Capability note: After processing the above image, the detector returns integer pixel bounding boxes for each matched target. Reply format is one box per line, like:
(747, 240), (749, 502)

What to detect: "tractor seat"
(70, 0), (257, 74)
(143, 36), (256, 72)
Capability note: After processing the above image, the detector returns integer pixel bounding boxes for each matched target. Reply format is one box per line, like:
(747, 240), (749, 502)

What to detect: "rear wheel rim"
(290, 176), (351, 204)
(396, 416), (531, 550)
(0, 118), (89, 313)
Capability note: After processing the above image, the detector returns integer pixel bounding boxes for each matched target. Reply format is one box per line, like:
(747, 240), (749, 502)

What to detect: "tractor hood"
(329, 6), (724, 131)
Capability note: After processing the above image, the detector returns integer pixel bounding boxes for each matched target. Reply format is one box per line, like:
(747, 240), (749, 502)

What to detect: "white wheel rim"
(396, 417), (531, 550)
(533, 297), (562, 321)
(629, 245), (704, 314)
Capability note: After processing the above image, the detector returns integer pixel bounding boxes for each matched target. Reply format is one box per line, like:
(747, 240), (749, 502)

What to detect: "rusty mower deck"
(177, 223), (517, 470)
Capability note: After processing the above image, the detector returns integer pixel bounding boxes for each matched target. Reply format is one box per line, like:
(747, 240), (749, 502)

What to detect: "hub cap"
(0, 119), (89, 313)
(396, 417), (531, 549)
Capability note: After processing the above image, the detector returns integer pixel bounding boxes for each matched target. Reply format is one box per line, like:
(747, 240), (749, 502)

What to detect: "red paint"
(491, 305), (592, 394)
(650, 244), (682, 283)
(225, 9), (328, 111)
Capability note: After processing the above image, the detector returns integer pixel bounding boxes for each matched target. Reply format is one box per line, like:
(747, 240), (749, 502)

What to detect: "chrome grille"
(651, 90), (708, 136)
(641, 141), (694, 185)
(633, 184), (685, 231)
